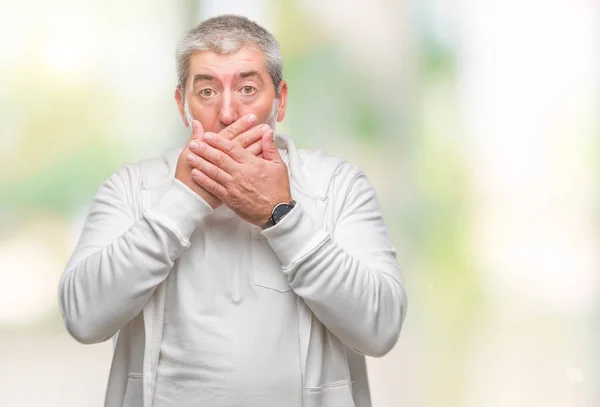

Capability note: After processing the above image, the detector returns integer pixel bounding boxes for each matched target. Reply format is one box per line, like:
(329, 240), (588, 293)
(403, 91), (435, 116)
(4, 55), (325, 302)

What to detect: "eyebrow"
(193, 73), (216, 84)
(192, 70), (265, 86)
(238, 70), (264, 83)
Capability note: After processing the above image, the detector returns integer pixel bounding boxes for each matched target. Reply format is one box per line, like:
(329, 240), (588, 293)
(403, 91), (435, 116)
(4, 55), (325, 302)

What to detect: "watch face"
(272, 203), (294, 224)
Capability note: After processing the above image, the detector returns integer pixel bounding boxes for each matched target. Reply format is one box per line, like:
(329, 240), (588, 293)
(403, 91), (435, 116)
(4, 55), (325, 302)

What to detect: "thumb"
(261, 129), (281, 162)
(190, 120), (205, 141)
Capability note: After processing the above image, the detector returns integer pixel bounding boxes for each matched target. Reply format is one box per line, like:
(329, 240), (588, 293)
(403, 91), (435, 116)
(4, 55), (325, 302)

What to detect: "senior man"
(59, 14), (407, 407)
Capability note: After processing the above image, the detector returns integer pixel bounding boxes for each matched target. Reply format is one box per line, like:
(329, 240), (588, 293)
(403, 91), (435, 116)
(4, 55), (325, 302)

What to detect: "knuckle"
(192, 171), (204, 184)
(222, 118), (246, 140)
(236, 134), (248, 147)
(226, 143), (236, 156)
(214, 151), (225, 165)
(222, 127), (235, 140)
(210, 166), (220, 180)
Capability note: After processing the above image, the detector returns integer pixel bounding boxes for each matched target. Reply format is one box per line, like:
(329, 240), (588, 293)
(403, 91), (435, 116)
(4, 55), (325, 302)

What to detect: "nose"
(218, 92), (240, 127)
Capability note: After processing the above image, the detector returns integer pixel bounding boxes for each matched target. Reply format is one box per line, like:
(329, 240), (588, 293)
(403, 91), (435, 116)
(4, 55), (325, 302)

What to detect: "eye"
(240, 86), (256, 95)
(199, 88), (215, 97)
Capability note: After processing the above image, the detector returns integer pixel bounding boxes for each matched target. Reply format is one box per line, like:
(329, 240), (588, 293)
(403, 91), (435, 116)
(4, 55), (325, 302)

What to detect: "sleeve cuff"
(143, 179), (214, 243)
(261, 202), (328, 268)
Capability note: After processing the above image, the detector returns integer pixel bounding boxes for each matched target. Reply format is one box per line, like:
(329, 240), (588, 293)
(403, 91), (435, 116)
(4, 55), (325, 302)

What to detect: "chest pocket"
(251, 227), (291, 292)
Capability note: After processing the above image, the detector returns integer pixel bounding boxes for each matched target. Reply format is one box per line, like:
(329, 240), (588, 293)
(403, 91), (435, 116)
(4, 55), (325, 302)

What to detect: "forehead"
(187, 46), (268, 82)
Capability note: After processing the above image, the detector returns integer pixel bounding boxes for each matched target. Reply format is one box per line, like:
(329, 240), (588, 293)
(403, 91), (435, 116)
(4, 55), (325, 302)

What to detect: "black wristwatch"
(261, 200), (297, 230)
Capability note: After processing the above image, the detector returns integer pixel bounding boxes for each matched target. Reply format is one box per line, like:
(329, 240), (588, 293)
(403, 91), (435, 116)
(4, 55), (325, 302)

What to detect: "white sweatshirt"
(58, 134), (407, 407)
(152, 198), (304, 407)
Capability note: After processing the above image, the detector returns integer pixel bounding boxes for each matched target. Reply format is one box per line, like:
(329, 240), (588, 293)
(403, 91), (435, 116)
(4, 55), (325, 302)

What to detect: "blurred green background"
(0, 0), (598, 406)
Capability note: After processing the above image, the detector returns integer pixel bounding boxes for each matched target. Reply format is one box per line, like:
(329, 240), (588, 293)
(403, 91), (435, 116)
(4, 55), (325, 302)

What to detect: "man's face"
(176, 46), (287, 133)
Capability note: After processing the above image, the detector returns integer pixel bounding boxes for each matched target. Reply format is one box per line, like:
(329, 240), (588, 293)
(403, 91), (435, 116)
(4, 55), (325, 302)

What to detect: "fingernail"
(189, 141), (198, 150)
(247, 114), (257, 125)
(187, 153), (195, 162)
(203, 132), (212, 141)
(261, 124), (270, 133)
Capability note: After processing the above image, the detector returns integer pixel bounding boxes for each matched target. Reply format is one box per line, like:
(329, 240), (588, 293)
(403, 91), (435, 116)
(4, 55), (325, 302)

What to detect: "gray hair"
(176, 15), (283, 98)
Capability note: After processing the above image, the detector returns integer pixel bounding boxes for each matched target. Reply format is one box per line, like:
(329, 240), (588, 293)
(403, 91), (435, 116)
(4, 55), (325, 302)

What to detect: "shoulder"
(291, 146), (374, 227)
(294, 147), (364, 194)
(275, 131), (365, 198)
(100, 146), (182, 196)
(138, 147), (182, 189)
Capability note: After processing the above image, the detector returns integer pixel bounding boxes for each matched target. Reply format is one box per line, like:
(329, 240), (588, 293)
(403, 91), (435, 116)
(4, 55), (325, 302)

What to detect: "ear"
(276, 80), (288, 122)
(174, 87), (189, 127)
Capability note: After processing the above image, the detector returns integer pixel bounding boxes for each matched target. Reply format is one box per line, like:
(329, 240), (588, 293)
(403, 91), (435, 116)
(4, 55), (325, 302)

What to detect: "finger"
(261, 129), (282, 162)
(186, 131), (215, 159)
(203, 132), (248, 162)
(245, 138), (263, 156)
(186, 152), (233, 185)
(234, 124), (270, 149)
(191, 169), (228, 200)
(220, 114), (257, 141)
(190, 120), (205, 142)
(189, 139), (237, 172)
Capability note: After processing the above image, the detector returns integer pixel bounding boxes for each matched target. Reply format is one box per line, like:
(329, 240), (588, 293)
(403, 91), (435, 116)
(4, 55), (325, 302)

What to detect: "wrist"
(146, 180), (215, 242)
(197, 187), (222, 209)
(261, 199), (296, 230)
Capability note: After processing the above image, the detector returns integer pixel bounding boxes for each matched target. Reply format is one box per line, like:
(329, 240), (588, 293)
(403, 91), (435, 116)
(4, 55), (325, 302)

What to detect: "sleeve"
(262, 163), (407, 357)
(58, 165), (213, 344)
